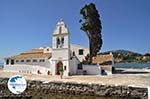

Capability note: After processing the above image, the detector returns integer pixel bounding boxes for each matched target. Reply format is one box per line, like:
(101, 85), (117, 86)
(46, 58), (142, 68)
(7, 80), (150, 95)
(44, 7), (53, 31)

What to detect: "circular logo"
(7, 75), (27, 94)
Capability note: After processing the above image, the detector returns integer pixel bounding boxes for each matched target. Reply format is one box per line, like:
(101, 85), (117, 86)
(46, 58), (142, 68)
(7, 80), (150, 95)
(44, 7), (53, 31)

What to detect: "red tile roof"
(7, 48), (51, 59)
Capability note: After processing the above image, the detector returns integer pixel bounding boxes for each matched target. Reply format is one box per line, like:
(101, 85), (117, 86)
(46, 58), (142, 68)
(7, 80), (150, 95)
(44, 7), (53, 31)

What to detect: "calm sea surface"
(114, 62), (150, 69)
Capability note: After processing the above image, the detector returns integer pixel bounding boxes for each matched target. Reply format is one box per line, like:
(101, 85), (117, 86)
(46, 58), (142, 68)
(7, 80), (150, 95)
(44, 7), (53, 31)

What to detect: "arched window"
(57, 37), (60, 48)
(73, 51), (75, 56)
(61, 37), (64, 47)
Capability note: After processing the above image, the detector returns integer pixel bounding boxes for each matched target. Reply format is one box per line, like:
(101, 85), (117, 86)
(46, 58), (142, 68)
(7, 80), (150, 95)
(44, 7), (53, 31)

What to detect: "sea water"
(114, 62), (150, 69)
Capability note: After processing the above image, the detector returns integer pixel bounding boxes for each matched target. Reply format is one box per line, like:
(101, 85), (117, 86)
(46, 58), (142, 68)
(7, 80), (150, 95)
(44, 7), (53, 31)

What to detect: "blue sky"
(0, 0), (150, 62)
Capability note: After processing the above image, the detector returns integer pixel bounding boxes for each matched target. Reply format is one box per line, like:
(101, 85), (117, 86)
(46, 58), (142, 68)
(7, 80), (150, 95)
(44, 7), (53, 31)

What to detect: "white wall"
(82, 65), (101, 75)
(9, 59), (51, 68)
(148, 86), (150, 99)
(70, 57), (80, 75)
(52, 49), (70, 60)
(62, 60), (70, 76)
(70, 44), (89, 62)
(3, 64), (51, 75)
(51, 60), (56, 75)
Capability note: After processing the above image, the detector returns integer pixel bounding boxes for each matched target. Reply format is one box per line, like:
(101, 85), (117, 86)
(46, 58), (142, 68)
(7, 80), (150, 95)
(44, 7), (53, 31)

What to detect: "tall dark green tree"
(80, 3), (102, 63)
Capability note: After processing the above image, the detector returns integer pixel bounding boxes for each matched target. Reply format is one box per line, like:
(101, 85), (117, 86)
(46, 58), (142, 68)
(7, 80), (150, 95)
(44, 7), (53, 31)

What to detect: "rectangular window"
(33, 59), (37, 62)
(6, 59), (9, 65)
(16, 60), (19, 62)
(64, 66), (66, 70)
(39, 59), (45, 62)
(26, 60), (31, 62)
(77, 64), (83, 70)
(79, 49), (84, 55)
(73, 51), (75, 56)
(21, 60), (24, 62)
(11, 60), (14, 65)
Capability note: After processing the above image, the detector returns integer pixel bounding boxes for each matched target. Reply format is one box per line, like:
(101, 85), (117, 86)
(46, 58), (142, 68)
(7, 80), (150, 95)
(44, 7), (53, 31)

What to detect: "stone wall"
(0, 78), (148, 99)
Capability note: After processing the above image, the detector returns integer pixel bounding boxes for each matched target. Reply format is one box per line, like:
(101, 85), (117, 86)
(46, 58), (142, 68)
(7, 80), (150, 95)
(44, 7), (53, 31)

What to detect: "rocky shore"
(0, 78), (148, 99)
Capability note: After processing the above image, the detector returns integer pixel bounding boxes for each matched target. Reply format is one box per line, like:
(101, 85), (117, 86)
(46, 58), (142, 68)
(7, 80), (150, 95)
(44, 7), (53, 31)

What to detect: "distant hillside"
(100, 50), (142, 55)
(99, 50), (150, 63)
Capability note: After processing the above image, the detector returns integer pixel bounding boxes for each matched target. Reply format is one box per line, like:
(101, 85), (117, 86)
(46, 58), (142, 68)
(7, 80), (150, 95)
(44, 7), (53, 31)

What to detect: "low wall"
(101, 65), (112, 75)
(3, 65), (51, 75)
(0, 78), (147, 98)
(82, 65), (101, 75)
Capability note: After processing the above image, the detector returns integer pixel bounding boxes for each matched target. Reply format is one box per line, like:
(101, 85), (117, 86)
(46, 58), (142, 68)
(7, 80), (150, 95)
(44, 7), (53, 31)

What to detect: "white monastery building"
(4, 20), (113, 76)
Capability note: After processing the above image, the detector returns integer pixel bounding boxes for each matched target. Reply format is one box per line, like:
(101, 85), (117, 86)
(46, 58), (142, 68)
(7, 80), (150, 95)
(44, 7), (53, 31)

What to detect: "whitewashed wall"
(51, 60), (56, 75)
(62, 60), (70, 76)
(3, 64), (51, 75)
(148, 86), (150, 99)
(69, 57), (80, 75)
(52, 49), (70, 60)
(70, 44), (89, 62)
(82, 65), (101, 75)
(10, 58), (51, 68)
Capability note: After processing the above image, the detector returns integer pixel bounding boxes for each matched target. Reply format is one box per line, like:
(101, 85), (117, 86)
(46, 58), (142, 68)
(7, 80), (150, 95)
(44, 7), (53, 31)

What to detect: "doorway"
(56, 61), (63, 75)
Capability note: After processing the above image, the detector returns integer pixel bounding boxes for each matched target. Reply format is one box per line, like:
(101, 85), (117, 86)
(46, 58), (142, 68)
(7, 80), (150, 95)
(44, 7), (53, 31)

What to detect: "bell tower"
(51, 19), (70, 76)
(52, 19), (70, 49)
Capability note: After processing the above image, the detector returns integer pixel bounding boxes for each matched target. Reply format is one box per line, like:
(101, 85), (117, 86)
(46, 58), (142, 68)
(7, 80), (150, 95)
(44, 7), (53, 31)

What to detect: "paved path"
(0, 70), (150, 88)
